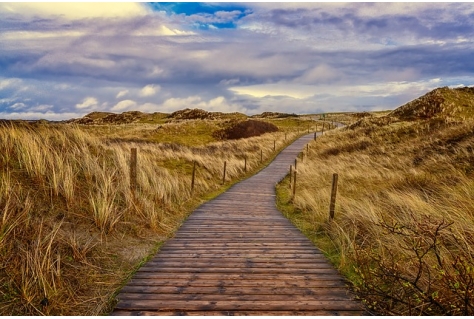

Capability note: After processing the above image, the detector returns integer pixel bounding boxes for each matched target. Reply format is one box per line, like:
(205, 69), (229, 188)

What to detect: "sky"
(1, 2), (474, 120)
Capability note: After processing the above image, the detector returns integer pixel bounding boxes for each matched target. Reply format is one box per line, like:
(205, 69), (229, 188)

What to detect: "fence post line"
(314, 132), (317, 140)
(306, 144), (309, 153)
(191, 160), (196, 193)
(292, 170), (297, 199)
(222, 161), (227, 184)
(329, 173), (339, 220)
(130, 148), (137, 194)
(294, 158), (297, 170)
(244, 156), (247, 172)
(274, 140), (276, 151)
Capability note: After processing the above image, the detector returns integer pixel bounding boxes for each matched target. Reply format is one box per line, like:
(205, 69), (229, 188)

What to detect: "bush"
(213, 120), (278, 140)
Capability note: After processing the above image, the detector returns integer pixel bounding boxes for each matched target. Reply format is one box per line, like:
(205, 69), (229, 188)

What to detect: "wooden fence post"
(306, 144), (309, 153)
(314, 132), (317, 140)
(294, 158), (297, 170)
(130, 148), (137, 193)
(292, 170), (297, 199)
(329, 173), (339, 220)
(289, 165), (293, 189)
(222, 161), (227, 184)
(273, 140), (276, 151)
(191, 160), (196, 193)
(244, 156), (247, 172)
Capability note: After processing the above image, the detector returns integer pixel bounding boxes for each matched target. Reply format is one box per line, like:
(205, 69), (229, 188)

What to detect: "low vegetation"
(0, 114), (320, 315)
(212, 119), (279, 140)
(277, 86), (474, 315)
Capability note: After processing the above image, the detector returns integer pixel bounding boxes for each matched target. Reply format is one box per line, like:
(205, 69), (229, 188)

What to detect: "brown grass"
(0, 120), (309, 315)
(277, 117), (474, 315)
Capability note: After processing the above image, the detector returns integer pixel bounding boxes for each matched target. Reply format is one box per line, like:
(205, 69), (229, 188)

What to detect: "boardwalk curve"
(111, 133), (365, 315)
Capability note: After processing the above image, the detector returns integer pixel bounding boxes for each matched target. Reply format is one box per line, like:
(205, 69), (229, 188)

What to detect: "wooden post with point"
(130, 148), (137, 194)
(191, 160), (196, 193)
(222, 161), (227, 184)
(329, 173), (339, 220)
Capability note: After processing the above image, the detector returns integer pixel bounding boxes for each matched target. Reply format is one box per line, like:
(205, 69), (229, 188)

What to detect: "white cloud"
(37, 54), (116, 69)
(137, 102), (161, 113)
(0, 78), (22, 90)
(10, 102), (26, 110)
(112, 99), (137, 111)
(76, 97), (98, 109)
(116, 90), (129, 99)
(0, 3), (149, 20)
(295, 64), (342, 84)
(30, 104), (53, 112)
(159, 95), (246, 113)
(1, 30), (85, 40)
(132, 25), (196, 37)
(0, 111), (84, 121)
(219, 78), (240, 86)
(230, 84), (317, 99)
(140, 84), (161, 97)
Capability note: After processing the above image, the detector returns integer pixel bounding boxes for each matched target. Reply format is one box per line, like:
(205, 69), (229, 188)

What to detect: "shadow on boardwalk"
(111, 133), (366, 315)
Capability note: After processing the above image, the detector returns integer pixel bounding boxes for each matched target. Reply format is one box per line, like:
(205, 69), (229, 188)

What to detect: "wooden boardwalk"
(111, 133), (365, 316)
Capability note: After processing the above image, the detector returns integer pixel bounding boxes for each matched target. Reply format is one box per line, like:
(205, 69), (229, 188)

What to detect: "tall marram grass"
(279, 118), (474, 315)
(0, 121), (303, 315)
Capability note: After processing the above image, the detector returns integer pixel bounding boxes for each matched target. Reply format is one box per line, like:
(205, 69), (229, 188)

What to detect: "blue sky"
(1, 2), (474, 120)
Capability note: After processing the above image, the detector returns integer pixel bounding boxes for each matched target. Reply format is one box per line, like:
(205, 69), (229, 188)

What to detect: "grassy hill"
(389, 86), (474, 121)
(277, 86), (474, 315)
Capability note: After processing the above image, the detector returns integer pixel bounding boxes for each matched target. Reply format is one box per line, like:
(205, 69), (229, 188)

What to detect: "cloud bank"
(0, 2), (473, 120)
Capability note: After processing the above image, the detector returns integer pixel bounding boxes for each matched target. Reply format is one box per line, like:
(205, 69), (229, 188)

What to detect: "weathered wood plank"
(144, 260), (334, 267)
(117, 292), (356, 302)
(125, 278), (348, 288)
(145, 257), (331, 264)
(119, 285), (352, 296)
(131, 272), (343, 280)
(111, 310), (366, 316)
(145, 253), (326, 258)
(114, 299), (364, 312)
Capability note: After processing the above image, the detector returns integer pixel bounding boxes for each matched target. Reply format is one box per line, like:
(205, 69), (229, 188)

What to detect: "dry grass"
(0, 119), (313, 315)
(277, 117), (474, 315)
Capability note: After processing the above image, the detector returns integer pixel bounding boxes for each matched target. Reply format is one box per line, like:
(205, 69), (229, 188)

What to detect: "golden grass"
(0, 119), (314, 315)
(277, 118), (474, 315)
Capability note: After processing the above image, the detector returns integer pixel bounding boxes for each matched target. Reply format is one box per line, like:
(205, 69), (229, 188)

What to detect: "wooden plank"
(140, 262), (334, 269)
(125, 278), (347, 288)
(131, 272), (343, 280)
(117, 292), (356, 302)
(119, 285), (352, 296)
(114, 300), (363, 312)
(111, 310), (366, 316)
(162, 244), (315, 250)
(148, 252), (324, 260)
(162, 238), (316, 243)
(158, 248), (322, 254)
(146, 257), (331, 264)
